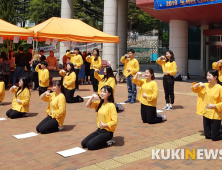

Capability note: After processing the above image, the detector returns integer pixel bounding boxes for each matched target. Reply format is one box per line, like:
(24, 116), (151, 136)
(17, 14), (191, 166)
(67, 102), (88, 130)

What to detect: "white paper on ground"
(0, 37), (3, 44)
(0, 118), (7, 120)
(57, 147), (86, 157)
(13, 132), (38, 139)
(117, 103), (126, 105)
(157, 110), (164, 113)
(82, 96), (92, 99)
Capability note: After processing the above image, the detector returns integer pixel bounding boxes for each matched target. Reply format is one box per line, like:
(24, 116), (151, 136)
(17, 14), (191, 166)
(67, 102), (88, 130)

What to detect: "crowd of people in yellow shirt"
(1, 46), (222, 152)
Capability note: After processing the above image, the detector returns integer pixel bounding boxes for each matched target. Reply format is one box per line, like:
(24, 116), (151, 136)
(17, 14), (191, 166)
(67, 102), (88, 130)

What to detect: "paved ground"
(1, 76), (221, 170)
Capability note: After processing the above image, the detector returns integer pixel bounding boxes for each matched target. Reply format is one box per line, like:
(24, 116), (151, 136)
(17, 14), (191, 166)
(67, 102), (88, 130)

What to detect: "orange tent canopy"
(0, 19), (34, 40)
(28, 17), (119, 43)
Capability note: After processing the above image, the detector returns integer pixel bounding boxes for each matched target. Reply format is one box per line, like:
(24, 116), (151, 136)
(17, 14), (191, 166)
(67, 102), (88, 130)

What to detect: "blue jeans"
(13, 66), (25, 85)
(126, 75), (137, 100)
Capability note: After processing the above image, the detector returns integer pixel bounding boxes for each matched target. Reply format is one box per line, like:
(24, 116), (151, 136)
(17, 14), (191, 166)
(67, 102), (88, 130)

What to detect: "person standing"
(2, 52), (11, 88)
(0, 72), (5, 105)
(31, 50), (41, 91)
(9, 50), (15, 70)
(63, 50), (70, 69)
(81, 86), (117, 150)
(46, 51), (59, 85)
(13, 47), (27, 85)
(85, 52), (91, 84)
(120, 49), (140, 103)
(59, 63), (84, 103)
(192, 69), (222, 141)
(66, 47), (83, 91)
(156, 50), (177, 110)
(6, 77), (30, 119)
(39, 50), (46, 62)
(36, 80), (66, 133)
(35, 61), (49, 96)
(86, 48), (102, 94)
(26, 46), (33, 71)
(133, 69), (167, 124)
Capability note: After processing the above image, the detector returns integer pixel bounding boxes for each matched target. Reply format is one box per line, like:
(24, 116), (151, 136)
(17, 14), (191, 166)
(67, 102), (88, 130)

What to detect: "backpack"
(115, 103), (125, 113)
(174, 73), (182, 81)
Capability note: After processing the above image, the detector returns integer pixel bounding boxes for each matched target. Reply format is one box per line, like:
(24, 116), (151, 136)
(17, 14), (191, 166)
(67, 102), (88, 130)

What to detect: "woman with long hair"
(133, 68), (167, 124)
(36, 80), (66, 134)
(9, 50), (15, 70)
(59, 63), (84, 103)
(192, 69), (222, 141)
(86, 48), (102, 94)
(94, 66), (116, 97)
(2, 52), (11, 88)
(0, 72), (5, 105)
(31, 50), (41, 91)
(6, 77), (30, 119)
(81, 85), (117, 150)
(156, 50), (177, 111)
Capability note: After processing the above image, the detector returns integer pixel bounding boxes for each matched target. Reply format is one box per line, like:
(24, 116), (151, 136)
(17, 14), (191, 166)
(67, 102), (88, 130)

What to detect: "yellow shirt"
(120, 57), (140, 77)
(94, 72), (115, 96)
(133, 78), (158, 107)
(212, 62), (222, 82)
(0, 82), (5, 102)
(46, 56), (58, 70)
(35, 65), (49, 87)
(42, 92), (66, 126)
(192, 82), (222, 120)
(66, 52), (83, 69)
(91, 101), (118, 132)
(86, 56), (102, 70)
(59, 71), (76, 90)
(156, 58), (177, 76)
(10, 87), (30, 113)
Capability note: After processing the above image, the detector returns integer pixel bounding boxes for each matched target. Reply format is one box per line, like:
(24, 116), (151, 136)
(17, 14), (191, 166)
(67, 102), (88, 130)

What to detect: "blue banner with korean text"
(154, 0), (222, 10)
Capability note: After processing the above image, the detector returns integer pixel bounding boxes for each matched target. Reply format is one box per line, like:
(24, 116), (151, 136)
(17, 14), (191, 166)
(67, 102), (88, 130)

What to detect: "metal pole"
(86, 42), (87, 53)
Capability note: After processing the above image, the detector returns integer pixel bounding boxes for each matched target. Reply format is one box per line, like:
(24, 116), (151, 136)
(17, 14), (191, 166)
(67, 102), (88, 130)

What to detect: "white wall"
(188, 60), (201, 76)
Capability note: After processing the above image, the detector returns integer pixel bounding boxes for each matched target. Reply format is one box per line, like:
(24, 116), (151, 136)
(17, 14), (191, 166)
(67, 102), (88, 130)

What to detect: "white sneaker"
(161, 114), (167, 121)
(166, 107), (173, 111)
(157, 113), (162, 117)
(59, 126), (65, 131)
(162, 106), (168, 110)
(107, 140), (115, 146)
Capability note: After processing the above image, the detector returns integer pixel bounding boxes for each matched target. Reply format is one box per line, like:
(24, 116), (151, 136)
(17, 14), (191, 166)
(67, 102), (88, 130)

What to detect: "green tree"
(0, 0), (17, 24)
(128, 3), (158, 34)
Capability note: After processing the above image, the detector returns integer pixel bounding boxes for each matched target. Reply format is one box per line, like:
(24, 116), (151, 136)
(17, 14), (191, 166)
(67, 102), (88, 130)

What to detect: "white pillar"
(201, 25), (209, 77)
(169, 20), (188, 76)
(117, 0), (128, 61)
(59, 0), (73, 64)
(103, 0), (118, 70)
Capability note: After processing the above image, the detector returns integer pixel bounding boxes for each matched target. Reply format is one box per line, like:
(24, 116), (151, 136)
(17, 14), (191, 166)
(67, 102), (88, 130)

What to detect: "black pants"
(203, 116), (222, 141)
(85, 70), (90, 82)
(90, 69), (98, 92)
(39, 86), (48, 96)
(81, 128), (113, 150)
(36, 116), (59, 134)
(163, 75), (175, 104)
(141, 104), (162, 124)
(4, 75), (9, 87)
(74, 68), (79, 90)
(6, 109), (25, 119)
(33, 72), (39, 89)
(65, 89), (80, 103)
